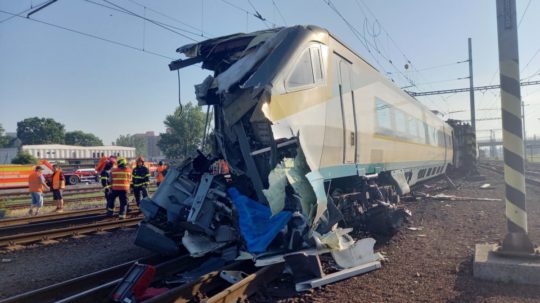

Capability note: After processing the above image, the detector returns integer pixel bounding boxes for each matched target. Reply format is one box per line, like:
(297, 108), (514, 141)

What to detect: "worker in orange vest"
(51, 164), (66, 212)
(156, 160), (167, 187)
(108, 157), (132, 219)
(28, 166), (49, 216)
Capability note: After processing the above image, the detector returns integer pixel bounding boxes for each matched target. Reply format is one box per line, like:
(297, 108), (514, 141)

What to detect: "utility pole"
(496, 0), (533, 253)
(522, 101), (527, 162)
(468, 38), (476, 135)
(474, 0), (539, 286)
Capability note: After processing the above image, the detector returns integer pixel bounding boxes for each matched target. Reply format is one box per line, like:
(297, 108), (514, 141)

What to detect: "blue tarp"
(228, 187), (292, 253)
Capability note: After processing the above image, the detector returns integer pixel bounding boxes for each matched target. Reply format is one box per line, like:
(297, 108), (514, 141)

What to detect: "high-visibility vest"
(52, 170), (65, 190)
(28, 172), (43, 193)
(157, 165), (167, 183)
(111, 167), (132, 191)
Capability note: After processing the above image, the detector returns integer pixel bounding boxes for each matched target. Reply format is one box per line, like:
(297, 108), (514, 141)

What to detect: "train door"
(334, 53), (357, 163)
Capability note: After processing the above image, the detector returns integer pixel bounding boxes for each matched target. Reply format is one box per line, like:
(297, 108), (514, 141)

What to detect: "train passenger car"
(136, 25), (469, 255)
(265, 27), (454, 187)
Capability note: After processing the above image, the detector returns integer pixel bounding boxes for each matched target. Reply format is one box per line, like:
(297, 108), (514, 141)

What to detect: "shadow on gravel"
(449, 256), (540, 302)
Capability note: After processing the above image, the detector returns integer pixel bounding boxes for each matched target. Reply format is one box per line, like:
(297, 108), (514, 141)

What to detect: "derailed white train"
(136, 25), (475, 256)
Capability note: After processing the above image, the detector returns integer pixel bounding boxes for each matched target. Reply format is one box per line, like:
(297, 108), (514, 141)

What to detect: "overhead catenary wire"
(220, 0), (277, 28)
(0, 0), (50, 23)
(101, 0), (199, 42)
(482, 0), (535, 113)
(83, 0), (203, 40)
(323, 0), (446, 114)
(126, 0), (212, 37)
(0, 9), (174, 60)
(271, 0), (287, 26)
(354, 0), (452, 113)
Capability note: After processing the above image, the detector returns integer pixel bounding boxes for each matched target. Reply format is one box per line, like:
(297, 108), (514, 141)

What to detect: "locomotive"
(135, 25), (476, 256)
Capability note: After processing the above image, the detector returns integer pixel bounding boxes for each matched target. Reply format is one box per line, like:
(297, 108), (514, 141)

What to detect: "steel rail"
(57, 253), (200, 303)
(0, 208), (106, 227)
(480, 163), (540, 187)
(2, 195), (106, 211)
(2, 190), (156, 210)
(0, 254), (191, 303)
(0, 216), (141, 247)
(0, 209), (140, 237)
(144, 261), (284, 303)
(206, 263), (284, 303)
(2, 187), (157, 200)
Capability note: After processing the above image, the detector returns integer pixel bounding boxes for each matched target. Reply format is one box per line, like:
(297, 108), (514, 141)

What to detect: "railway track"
(144, 261), (284, 303)
(0, 208), (140, 237)
(0, 208), (107, 227)
(3, 195), (106, 211)
(479, 162), (540, 187)
(0, 184), (102, 195)
(0, 254), (191, 303)
(0, 216), (141, 248)
(1, 251), (282, 303)
(2, 189), (156, 211)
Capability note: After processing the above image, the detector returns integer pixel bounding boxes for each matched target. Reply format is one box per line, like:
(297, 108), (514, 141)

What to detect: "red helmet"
(136, 156), (145, 163)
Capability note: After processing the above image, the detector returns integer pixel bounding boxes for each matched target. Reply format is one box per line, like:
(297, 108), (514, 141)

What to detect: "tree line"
(0, 117), (103, 147)
(1, 103), (210, 163)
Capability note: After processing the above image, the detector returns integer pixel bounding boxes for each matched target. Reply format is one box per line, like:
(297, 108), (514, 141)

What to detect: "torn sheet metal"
(295, 260), (381, 292)
(331, 238), (380, 269)
(305, 171), (328, 231)
(138, 25), (412, 274)
(182, 231), (227, 258)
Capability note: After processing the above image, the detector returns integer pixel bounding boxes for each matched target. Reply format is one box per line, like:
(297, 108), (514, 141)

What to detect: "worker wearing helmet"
(108, 157), (132, 219)
(100, 160), (113, 207)
(156, 160), (167, 187)
(132, 156), (150, 206)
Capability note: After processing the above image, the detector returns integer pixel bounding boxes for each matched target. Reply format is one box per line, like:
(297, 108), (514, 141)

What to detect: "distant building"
(20, 144), (136, 168)
(0, 148), (18, 164)
(134, 131), (165, 162)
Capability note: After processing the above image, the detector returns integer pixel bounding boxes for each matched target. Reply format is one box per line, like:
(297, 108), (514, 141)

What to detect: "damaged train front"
(134, 26), (386, 282)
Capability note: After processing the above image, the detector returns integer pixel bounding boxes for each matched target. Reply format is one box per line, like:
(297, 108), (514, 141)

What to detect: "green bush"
(11, 151), (38, 164)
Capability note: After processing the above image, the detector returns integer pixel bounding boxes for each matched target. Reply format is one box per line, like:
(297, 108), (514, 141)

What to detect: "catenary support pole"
(468, 38), (476, 135)
(496, 0), (534, 253)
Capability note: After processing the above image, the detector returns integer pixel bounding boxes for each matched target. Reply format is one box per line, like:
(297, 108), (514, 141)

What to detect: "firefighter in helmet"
(108, 157), (132, 219)
(132, 156), (150, 206)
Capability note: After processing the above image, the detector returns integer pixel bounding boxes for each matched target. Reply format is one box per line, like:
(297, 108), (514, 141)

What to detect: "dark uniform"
(100, 168), (112, 208)
(132, 165), (150, 206)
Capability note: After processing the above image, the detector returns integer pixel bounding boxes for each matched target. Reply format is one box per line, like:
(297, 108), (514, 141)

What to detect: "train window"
(428, 127), (437, 146)
(438, 131), (445, 147)
(394, 110), (408, 135)
(417, 120), (426, 144)
(375, 99), (392, 132)
(311, 47), (324, 83)
(408, 116), (419, 139)
(287, 49), (314, 89)
(418, 169), (426, 178)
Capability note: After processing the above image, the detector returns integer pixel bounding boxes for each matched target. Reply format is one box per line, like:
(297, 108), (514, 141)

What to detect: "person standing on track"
(28, 166), (49, 216)
(156, 160), (167, 187)
(51, 164), (66, 212)
(100, 160), (113, 213)
(132, 156), (150, 207)
(108, 157), (132, 219)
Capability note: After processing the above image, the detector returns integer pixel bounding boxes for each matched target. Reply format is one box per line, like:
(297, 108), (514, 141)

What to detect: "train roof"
(169, 25), (449, 128)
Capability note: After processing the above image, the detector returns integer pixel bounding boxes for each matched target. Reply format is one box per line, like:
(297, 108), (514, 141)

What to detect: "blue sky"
(1, 0), (539, 144)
